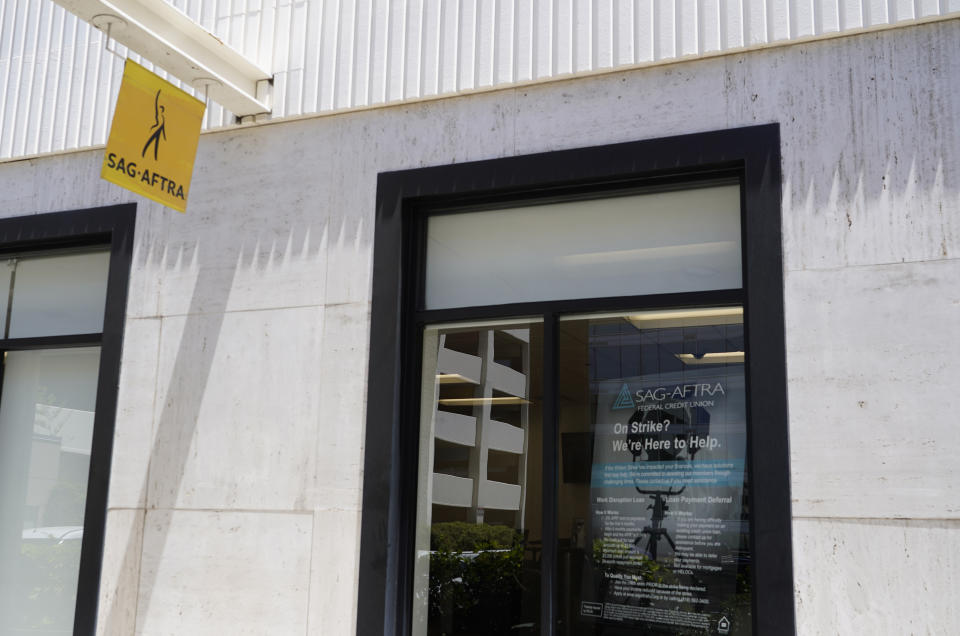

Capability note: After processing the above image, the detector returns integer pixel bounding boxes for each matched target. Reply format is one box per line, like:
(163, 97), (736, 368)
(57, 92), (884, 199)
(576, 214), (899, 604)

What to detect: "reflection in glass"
(557, 308), (751, 635)
(414, 321), (542, 636)
(0, 348), (101, 635)
(424, 184), (741, 310)
(8, 250), (110, 339)
(0, 261), (11, 336)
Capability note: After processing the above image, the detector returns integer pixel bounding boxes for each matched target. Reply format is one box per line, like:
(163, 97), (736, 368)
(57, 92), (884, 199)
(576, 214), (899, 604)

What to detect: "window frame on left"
(0, 204), (135, 635)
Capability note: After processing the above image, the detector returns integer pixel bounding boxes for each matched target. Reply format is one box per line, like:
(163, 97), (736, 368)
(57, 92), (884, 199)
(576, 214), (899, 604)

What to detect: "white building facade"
(0, 1), (958, 634)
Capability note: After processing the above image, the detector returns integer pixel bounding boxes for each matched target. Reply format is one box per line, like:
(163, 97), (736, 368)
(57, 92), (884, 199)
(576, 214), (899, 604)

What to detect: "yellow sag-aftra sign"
(101, 60), (205, 213)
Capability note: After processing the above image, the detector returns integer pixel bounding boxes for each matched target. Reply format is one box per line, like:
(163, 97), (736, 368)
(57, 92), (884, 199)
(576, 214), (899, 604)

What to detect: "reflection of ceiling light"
(629, 307), (742, 329)
(676, 352), (745, 365)
(563, 241), (737, 265)
(436, 373), (479, 384)
(438, 397), (531, 406)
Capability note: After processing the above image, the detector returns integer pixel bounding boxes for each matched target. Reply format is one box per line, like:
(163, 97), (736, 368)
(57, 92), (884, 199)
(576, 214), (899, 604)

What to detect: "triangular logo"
(612, 383), (634, 410)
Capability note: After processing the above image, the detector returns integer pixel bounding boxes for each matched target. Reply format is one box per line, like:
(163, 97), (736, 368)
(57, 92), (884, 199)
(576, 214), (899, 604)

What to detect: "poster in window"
(578, 332), (751, 634)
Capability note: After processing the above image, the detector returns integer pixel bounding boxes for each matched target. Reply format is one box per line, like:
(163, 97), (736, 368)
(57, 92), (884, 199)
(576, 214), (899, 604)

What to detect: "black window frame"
(0, 203), (136, 636)
(359, 125), (794, 635)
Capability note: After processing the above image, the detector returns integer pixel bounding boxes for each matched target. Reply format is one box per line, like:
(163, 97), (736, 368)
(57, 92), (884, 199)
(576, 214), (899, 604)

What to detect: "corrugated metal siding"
(2, 0), (958, 160)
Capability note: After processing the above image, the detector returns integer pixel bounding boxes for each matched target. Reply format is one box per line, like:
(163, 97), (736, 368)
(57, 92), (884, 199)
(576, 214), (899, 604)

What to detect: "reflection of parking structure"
(626, 405), (710, 461)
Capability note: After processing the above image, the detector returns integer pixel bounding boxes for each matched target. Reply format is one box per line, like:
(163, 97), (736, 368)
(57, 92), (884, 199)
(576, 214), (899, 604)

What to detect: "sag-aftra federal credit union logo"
(101, 60), (205, 213)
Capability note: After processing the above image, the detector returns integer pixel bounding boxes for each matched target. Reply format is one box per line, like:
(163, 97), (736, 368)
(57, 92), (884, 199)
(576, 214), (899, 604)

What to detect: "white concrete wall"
(0, 18), (956, 635)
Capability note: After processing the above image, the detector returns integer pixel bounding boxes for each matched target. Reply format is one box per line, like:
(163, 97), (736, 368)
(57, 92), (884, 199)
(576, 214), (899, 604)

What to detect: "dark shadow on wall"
(99, 203), (371, 631)
(101, 234), (239, 632)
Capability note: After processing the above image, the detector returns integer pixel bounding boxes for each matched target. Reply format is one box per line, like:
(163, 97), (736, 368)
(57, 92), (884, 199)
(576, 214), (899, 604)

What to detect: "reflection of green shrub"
(592, 538), (670, 583)
(428, 523), (524, 634)
(716, 566), (752, 635)
(16, 540), (81, 630)
(430, 521), (517, 552)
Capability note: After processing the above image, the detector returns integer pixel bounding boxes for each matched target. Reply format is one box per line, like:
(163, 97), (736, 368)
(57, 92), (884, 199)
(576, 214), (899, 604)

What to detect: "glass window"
(557, 308), (750, 635)
(0, 247), (110, 635)
(0, 348), (101, 634)
(7, 251), (110, 338)
(424, 184), (741, 310)
(416, 186), (755, 635)
(414, 320), (543, 636)
(359, 125), (794, 636)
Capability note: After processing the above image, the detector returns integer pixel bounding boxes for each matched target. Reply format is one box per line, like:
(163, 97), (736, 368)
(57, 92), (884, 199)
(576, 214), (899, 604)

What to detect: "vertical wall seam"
(682, 0), (690, 56)
(349, 0), (363, 107)
(43, 5), (64, 153)
(356, 0), (370, 105)
(475, 0), (483, 87)
(403, 0), (413, 98)
(303, 509), (318, 635)
(300, 0), (313, 114)
(416, 0), (427, 97)
(494, 0), (502, 85)
(102, 36), (119, 151)
(590, 0), (598, 69)
(130, 313), (168, 635)
(233, 0), (244, 61)
(611, 0), (620, 66)
(513, 0), (521, 83)
(651, 0), (659, 59)
(252, 0), (263, 71)
(73, 15), (89, 149)
(491, 0), (500, 85)
(269, 0), (282, 114)
(0, 0), (12, 157)
(9, 0), (29, 156)
(20, 0), (38, 156)
(741, 0), (750, 45)
(366, 0), (377, 104)
(6, 0), (23, 156)
(718, 0), (728, 50)
(696, 0), (705, 54)
(59, 13), (78, 153)
(569, 0), (578, 70)
(88, 26), (105, 149)
(332, 0), (346, 110)
(28, 0), (52, 155)
(550, 0), (558, 76)
(398, 0), (408, 100)
(453, 0), (463, 92)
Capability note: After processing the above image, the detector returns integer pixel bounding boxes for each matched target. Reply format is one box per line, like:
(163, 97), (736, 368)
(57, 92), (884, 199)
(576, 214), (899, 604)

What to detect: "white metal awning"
(52, 0), (271, 117)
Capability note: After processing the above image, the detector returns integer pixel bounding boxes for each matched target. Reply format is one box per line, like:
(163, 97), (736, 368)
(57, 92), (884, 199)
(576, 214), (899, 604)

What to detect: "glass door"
(413, 320), (544, 636)
(412, 307), (752, 636)
(556, 308), (750, 635)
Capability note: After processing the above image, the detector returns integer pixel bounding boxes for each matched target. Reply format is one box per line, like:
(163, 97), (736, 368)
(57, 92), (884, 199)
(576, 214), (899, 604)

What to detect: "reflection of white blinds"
(425, 185), (741, 309)
(34, 405), (96, 454)
(0, 347), (101, 633)
(7, 250), (110, 338)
